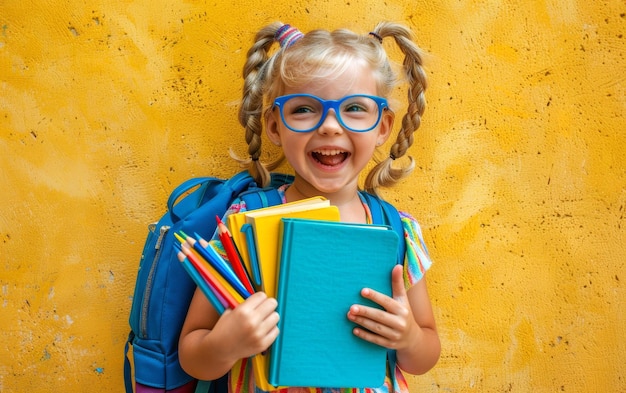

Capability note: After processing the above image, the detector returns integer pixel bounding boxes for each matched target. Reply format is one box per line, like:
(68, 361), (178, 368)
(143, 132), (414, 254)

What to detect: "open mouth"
(311, 149), (350, 167)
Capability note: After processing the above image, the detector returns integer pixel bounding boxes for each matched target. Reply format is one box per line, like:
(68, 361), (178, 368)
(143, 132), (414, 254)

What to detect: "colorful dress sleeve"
(399, 211), (433, 288)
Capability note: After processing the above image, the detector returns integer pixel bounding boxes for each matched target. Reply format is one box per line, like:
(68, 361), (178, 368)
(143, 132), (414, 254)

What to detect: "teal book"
(268, 218), (400, 388)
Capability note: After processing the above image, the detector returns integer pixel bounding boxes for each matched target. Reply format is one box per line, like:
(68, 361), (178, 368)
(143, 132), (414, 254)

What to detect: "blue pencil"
(179, 231), (252, 299)
(174, 243), (226, 314)
(194, 231), (240, 280)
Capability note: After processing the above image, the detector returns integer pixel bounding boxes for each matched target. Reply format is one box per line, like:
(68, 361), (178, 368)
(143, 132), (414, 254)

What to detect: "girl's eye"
(292, 105), (316, 114)
(344, 103), (368, 112)
(342, 97), (377, 114)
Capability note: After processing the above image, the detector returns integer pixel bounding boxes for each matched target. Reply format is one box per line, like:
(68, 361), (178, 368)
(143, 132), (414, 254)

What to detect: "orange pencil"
(216, 216), (255, 294)
(180, 242), (239, 309)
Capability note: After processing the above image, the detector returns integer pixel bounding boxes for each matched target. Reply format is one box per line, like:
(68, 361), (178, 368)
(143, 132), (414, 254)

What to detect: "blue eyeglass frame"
(272, 93), (389, 133)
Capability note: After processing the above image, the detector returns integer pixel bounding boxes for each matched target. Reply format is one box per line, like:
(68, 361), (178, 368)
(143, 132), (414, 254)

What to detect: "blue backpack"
(124, 170), (405, 393)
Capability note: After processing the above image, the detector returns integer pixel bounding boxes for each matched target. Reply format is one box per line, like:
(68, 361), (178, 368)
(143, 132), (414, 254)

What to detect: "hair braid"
(364, 22), (427, 196)
(234, 22), (285, 187)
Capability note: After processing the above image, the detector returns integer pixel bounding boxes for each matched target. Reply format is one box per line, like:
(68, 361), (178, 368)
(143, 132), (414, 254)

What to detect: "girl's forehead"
(280, 61), (379, 95)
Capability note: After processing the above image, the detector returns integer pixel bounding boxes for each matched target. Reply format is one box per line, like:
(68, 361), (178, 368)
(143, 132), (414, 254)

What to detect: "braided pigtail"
(235, 22), (285, 187)
(364, 22), (427, 196)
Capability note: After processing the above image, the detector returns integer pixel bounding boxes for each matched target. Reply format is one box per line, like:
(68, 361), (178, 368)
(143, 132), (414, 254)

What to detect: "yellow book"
(226, 196), (340, 391)
(244, 197), (340, 297)
(227, 196), (335, 292)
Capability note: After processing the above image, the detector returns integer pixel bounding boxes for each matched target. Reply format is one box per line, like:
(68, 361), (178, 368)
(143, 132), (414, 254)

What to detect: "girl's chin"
(301, 176), (358, 195)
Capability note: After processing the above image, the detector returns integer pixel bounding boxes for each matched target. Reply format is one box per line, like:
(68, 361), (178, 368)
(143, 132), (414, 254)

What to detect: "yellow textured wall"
(1, 1), (624, 392)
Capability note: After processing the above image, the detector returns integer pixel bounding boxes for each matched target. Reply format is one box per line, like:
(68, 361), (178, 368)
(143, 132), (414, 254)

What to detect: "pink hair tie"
(275, 24), (304, 48)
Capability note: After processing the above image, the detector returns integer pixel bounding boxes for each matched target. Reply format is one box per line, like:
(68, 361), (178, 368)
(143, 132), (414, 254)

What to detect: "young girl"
(178, 21), (440, 393)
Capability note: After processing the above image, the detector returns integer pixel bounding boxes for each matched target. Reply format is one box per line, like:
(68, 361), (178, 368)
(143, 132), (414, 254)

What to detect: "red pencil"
(216, 215), (255, 293)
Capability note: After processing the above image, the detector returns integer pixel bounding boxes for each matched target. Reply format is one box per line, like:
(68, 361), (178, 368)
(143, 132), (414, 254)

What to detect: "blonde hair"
(235, 21), (427, 195)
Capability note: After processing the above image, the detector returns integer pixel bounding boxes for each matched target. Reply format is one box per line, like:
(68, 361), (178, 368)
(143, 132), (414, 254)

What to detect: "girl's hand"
(347, 264), (418, 351)
(212, 292), (280, 360)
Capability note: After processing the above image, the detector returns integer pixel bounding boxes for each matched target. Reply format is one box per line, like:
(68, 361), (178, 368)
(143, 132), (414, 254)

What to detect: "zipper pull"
(154, 225), (170, 250)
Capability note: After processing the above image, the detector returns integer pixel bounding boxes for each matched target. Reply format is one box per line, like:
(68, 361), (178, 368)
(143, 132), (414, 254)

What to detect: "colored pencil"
(179, 231), (252, 299)
(174, 243), (226, 314)
(175, 232), (244, 302)
(216, 215), (255, 294)
(179, 243), (239, 309)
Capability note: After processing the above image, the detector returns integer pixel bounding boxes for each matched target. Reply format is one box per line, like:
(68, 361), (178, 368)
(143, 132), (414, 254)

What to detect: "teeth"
(313, 149), (345, 156)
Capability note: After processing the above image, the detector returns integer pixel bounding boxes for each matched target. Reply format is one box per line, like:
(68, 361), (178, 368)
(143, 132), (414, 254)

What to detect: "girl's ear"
(377, 109), (395, 146)
(265, 109), (283, 146)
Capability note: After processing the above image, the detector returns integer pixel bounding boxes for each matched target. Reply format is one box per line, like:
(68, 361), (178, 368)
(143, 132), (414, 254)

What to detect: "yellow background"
(1, 1), (624, 392)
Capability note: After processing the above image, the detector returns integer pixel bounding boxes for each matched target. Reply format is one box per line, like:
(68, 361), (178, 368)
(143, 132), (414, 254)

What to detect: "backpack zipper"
(140, 224), (170, 337)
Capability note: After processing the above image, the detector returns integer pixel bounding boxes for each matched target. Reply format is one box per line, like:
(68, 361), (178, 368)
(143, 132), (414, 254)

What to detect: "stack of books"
(174, 197), (400, 389)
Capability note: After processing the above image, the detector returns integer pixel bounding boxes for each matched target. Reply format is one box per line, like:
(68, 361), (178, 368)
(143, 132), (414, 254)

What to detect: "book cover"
(268, 218), (399, 388)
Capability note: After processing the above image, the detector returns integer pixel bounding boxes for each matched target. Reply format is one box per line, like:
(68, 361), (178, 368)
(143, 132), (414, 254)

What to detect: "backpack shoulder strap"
(240, 188), (283, 210)
(167, 171), (256, 223)
(359, 191), (406, 265)
(238, 172), (295, 210)
(124, 332), (134, 393)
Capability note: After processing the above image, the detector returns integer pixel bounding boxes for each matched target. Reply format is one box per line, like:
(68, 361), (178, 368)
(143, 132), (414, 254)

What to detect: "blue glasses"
(273, 94), (389, 133)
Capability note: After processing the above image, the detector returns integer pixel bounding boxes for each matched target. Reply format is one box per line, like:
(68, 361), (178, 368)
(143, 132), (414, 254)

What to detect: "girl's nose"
(317, 109), (344, 135)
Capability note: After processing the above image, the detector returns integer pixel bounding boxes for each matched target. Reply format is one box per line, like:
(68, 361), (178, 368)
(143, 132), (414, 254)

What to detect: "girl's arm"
(178, 289), (280, 380)
(348, 265), (440, 375)
(395, 269), (440, 374)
